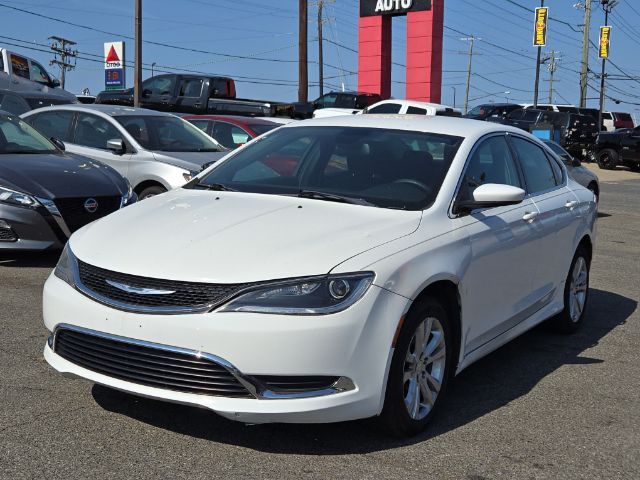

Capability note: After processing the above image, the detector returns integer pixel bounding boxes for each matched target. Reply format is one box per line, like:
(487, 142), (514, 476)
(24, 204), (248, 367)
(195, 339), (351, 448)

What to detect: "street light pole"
(134, 0), (142, 107)
(598, 0), (616, 132)
(451, 86), (456, 108)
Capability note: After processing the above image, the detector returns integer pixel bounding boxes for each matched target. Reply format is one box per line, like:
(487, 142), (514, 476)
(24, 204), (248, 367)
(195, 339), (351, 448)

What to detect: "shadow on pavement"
(92, 288), (636, 454)
(0, 251), (60, 269)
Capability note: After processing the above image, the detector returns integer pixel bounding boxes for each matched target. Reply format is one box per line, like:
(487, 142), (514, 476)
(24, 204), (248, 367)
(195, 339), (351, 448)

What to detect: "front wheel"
(550, 246), (590, 334)
(597, 149), (619, 170)
(138, 185), (167, 200)
(378, 297), (452, 437)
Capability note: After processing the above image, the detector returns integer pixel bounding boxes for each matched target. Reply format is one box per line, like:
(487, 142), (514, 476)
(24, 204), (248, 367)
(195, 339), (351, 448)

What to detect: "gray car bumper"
(0, 204), (66, 251)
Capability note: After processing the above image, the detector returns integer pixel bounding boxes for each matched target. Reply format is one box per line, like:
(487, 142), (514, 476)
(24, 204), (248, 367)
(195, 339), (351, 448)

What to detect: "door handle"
(565, 200), (579, 210)
(522, 211), (538, 223)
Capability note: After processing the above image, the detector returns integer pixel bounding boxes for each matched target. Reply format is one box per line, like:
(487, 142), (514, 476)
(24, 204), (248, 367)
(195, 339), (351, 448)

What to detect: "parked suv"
(465, 103), (522, 121)
(492, 109), (597, 159)
(0, 88), (76, 116)
(290, 91), (382, 119)
(22, 105), (229, 199)
(602, 112), (634, 132)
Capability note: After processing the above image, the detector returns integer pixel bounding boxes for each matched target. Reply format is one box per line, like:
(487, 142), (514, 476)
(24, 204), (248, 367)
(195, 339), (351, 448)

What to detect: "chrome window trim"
(50, 323), (355, 400)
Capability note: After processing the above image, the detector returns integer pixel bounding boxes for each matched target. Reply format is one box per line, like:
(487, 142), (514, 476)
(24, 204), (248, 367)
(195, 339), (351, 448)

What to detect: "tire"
(630, 163), (640, 173)
(550, 246), (590, 334)
(378, 297), (453, 437)
(597, 148), (619, 170)
(138, 185), (167, 200)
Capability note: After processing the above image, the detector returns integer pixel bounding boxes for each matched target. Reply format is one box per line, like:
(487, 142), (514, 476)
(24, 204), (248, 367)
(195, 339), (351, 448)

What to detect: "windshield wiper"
(297, 190), (374, 206)
(191, 182), (236, 192)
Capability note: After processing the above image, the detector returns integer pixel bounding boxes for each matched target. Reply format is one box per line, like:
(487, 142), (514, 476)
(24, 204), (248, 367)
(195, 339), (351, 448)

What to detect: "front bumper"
(43, 273), (409, 423)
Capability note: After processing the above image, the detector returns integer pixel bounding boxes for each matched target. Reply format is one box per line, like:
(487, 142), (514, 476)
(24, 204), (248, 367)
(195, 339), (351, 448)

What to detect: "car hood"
(151, 150), (229, 171)
(0, 152), (125, 199)
(70, 189), (422, 283)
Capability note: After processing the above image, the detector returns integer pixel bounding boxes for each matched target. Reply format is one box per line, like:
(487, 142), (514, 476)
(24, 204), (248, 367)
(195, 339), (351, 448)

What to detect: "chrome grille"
(77, 260), (249, 313)
(54, 328), (253, 398)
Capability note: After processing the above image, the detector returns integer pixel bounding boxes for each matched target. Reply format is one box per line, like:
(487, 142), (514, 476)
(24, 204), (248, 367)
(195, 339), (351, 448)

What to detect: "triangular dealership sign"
(106, 46), (120, 63)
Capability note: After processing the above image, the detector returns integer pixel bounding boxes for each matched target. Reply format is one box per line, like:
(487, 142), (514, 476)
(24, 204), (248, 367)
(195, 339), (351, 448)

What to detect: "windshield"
(0, 115), (58, 154)
(193, 126), (463, 211)
(114, 115), (223, 152)
(466, 106), (486, 117)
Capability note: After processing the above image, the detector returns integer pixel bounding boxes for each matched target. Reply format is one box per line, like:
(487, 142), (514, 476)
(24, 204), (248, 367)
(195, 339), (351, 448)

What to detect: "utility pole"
(134, 0), (142, 108)
(533, 0), (545, 108)
(598, 0), (616, 132)
(579, 0), (592, 108)
(48, 36), (77, 90)
(547, 50), (559, 103)
(299, 0), (308, 102)
(318, 0), (324, 97)
(461, 36), (479, 115)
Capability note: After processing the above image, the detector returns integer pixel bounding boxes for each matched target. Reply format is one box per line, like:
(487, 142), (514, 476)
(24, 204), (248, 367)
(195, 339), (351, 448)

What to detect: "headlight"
(53, 243), (77, 287)
(0, 185), (39, 208)
(183, 170), (199, 182)
(218, 272), (374, 315)
(121, 180), (135, 206)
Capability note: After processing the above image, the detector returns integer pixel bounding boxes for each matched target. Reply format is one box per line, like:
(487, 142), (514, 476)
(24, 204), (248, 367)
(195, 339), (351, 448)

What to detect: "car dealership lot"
(0, 175), (638, 479)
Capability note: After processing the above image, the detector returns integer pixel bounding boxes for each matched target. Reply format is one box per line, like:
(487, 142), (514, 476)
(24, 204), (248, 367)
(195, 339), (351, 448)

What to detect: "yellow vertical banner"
(599, 26), (611, 59)
(533, 7), (548, 47)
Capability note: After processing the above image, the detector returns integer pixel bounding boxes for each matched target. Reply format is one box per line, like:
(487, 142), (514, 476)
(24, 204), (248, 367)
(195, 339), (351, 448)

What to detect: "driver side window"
(459, 136), (522, 202)
(142, 76), (175, 96)
(30, 61), (50, 84)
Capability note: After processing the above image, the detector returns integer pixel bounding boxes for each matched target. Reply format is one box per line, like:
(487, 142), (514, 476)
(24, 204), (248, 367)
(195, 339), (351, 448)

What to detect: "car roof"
(181, 115), (279, 126)
(281, 114), (530, 138)
(372, 99), (459, 110)
(21, 103), (176, 117)
(476, 103), (522, 108)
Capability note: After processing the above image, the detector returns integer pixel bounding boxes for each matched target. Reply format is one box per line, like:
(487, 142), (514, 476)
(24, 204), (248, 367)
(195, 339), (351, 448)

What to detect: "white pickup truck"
(313, 99), (462, 119)
(0, 48), (76, 102)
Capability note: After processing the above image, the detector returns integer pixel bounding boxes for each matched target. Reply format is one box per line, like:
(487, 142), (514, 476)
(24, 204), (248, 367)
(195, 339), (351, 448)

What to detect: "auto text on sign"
(360, 0), (431, 17)
(599, 26), (611, 59)
(533, 7), (548, 47)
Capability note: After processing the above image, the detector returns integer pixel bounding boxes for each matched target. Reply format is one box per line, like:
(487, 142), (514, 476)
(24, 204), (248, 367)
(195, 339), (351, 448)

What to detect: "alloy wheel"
(403, 316), (446, 420)
(569, 256), (588, 323)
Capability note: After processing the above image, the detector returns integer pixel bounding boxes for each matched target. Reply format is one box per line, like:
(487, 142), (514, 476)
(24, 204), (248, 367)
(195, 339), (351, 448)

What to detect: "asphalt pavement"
(1, 168), (638, 480)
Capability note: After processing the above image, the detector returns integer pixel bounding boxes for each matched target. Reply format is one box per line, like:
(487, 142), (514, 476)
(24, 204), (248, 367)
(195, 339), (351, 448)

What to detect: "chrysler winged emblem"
(105, 279), (176, 295)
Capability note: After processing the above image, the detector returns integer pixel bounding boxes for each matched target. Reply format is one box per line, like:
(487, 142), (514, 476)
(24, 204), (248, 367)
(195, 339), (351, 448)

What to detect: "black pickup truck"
(95, 74), (274, 116)
(595, 126), (640, 171)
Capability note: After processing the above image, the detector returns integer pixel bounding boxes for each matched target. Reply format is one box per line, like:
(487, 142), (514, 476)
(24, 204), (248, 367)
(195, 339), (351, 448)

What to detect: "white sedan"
(43, 115), (597, 436)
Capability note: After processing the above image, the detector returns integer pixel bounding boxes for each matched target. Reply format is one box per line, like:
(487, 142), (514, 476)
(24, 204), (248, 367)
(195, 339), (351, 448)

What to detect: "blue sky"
(1, 0), (638, 113)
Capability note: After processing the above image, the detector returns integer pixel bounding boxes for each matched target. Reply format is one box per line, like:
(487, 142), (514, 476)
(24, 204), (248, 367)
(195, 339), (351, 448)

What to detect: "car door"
(7, 54), (33, 93)
(509, 134), (581, 298)
(620, 127), (640, 162)
(453, 134), (542, 354)
(140, 75), (176, 111)
(70, 112), (132, 177)
(175, 77), (204, 113)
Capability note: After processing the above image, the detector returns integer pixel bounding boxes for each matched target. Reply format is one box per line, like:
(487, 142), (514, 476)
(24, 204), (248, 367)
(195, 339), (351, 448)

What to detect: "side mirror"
(572, 158), (581, 167)
(50, 137), (65, 151)
(455, 183), (525, 214)
(50, 78), (61, 88)
(106, 138), (126, 155)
